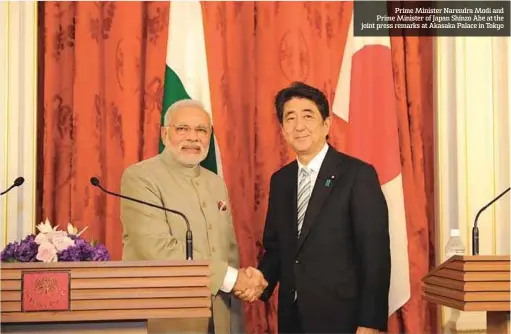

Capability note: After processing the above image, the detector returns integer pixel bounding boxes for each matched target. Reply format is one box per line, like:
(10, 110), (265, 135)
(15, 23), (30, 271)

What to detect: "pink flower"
(52, 235), (74, 251)
(35, 233), (49, 245)
(36, 242), (57, 262)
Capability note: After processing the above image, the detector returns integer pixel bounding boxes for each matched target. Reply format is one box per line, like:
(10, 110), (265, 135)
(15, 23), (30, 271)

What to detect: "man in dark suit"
(238, 82), (391, 333)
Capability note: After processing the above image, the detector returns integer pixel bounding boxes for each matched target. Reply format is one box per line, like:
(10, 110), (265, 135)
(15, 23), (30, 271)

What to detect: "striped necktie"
(297, 167), (312, 237)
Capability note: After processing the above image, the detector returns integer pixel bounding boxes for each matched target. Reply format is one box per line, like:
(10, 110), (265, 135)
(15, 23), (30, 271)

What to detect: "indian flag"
(160, 2), (244, 332)
(332, 3), (411, 317)
(160, 1), (222, 176)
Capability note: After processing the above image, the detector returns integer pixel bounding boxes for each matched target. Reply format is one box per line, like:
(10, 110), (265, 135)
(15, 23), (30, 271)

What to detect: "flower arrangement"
(0, 219), (110, 263)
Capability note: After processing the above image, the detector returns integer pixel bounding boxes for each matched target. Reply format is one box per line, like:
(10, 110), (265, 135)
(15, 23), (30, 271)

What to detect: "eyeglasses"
(168, 124), (211, 138)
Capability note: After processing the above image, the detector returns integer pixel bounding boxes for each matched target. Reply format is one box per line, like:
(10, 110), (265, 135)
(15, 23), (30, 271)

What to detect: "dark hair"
(274, 81), (330, 124)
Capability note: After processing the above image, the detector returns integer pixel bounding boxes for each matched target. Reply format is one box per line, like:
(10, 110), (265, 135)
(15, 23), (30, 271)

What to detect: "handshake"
(232, 267), (268, 302)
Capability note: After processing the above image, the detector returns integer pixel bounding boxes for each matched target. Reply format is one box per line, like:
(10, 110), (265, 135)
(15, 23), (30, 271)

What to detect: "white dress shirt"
(296, 143), (329, 190)
(220, 267), (238, 292)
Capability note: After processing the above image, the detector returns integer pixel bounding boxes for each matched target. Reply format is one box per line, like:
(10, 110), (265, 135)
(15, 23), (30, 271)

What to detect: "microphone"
(90, 176), (193, 260)
(0, 177), (25, 196)
(472, 186), (510, 255)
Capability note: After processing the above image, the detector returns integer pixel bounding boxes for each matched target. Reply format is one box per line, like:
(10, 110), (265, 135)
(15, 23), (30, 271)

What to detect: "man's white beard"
(166, 139), (206, 167)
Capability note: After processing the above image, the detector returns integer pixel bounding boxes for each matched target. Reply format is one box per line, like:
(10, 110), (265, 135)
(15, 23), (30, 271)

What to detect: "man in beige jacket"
(120, 99), (266, 334)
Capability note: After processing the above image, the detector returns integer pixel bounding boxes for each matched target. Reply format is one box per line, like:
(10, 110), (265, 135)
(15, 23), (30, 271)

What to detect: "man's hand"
(232, 267), (267, 302)
(356, 326), (380, 334)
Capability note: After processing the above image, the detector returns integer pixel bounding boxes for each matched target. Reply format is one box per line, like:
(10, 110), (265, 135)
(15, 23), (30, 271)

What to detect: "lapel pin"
(325, 175), (335, 188)
(218, 200), (227, 211)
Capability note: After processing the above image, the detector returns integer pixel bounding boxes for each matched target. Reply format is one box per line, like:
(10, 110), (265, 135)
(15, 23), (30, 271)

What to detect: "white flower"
(66, 223), (78, 235)
(46, 230), (67, 241)
(66, 222), (88, 237)
(35, 219), (89, 252)
(52, 235), (75, 251)
(36, 218), (55, 234)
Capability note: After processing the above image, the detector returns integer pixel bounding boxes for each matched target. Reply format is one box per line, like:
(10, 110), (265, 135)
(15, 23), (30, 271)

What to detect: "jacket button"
(295, 260), (299, 264)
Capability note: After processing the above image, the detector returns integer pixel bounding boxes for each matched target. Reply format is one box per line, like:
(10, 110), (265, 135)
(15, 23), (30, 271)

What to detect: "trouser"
(286, 299), (304, 334)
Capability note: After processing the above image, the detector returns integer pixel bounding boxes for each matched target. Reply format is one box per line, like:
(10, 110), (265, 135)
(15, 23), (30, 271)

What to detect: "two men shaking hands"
(232, 267), (267, 302)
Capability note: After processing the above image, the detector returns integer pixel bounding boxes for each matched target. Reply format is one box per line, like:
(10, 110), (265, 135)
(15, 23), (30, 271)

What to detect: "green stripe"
(160, 66), (218, 174)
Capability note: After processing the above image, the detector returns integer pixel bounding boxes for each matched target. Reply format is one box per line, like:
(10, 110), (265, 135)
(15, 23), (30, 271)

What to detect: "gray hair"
(163, 99), (211, 126)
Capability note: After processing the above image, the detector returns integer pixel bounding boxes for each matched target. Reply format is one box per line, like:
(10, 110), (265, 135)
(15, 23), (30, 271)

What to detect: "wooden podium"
(0, 260), (211, 334)
(422, 255), (510, 334)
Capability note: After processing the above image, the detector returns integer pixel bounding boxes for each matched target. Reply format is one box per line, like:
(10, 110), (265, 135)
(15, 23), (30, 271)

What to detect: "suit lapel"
(296, 147), (342, 254)
(287, 162), (299, 245)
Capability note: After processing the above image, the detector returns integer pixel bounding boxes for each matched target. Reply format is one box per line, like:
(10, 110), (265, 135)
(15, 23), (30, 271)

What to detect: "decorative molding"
(447, 329), (487, 334)
(0, 1), (38, 249)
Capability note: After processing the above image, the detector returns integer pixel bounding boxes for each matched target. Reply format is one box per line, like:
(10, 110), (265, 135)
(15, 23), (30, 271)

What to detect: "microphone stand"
(90, 177), (193, 260)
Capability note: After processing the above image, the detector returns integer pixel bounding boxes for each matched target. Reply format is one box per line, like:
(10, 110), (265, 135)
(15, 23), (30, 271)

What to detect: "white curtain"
(0, 1), (38, 249)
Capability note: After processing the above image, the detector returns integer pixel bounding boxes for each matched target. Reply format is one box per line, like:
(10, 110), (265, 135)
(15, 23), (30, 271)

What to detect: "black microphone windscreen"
(13, 177), (24, 186)
(90, 177), (100, 186)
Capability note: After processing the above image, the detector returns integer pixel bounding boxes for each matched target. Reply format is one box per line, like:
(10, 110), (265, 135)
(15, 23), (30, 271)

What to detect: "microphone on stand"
(89, 176), (194, 260)
(472, 186), (510, 255)
(1, 177), (25, 196)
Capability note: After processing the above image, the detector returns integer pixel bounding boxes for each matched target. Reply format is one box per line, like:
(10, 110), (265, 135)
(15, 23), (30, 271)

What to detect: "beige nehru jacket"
(120, 151), (241, 334)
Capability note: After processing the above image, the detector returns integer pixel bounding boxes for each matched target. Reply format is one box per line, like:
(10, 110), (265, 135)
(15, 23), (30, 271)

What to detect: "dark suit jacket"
(258, 145), (391, 333)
